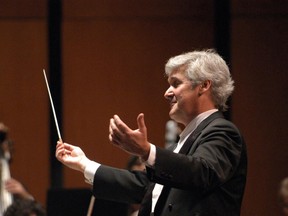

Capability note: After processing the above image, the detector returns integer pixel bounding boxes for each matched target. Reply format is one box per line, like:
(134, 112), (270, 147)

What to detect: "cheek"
(180, 94), (199, 115)
(175, 95), (187, 111)
(178, 92), (195, 107)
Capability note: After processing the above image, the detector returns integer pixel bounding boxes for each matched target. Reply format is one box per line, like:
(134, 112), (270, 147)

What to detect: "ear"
(198, 80), (212, 95)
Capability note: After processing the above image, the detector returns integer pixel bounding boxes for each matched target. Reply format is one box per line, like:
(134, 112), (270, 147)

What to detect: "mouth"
(169, 100), (177, 108)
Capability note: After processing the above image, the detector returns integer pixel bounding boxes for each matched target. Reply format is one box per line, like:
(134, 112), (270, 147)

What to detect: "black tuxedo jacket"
(92, 112), (247, 216)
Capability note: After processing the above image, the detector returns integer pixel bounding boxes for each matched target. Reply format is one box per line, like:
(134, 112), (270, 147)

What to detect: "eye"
(170, 79), (181, 88)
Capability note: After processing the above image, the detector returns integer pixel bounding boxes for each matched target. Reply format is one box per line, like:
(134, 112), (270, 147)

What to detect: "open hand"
(109, 113), (150, 160)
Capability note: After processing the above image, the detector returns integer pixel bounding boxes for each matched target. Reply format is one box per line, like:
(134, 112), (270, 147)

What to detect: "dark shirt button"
(168, 204), (173, 212)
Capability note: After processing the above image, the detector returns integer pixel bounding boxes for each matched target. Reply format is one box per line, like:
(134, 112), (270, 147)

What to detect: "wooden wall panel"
(63, 0), (213, 18)
(232, 0), (288, 16)
(232, 1), (288, 215)
(62, 1), (214, 188)
(0, 1), (46, 18)
(0, 1), (48, 207)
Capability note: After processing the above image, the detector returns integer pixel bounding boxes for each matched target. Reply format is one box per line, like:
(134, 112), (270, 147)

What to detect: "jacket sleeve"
(92, 165), (150, 204)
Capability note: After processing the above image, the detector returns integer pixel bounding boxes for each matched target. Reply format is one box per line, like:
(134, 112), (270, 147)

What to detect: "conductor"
(56, 49), (247, 216)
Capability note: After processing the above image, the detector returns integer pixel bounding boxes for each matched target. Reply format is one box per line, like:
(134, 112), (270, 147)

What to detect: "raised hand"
(109, 113), (150, 160)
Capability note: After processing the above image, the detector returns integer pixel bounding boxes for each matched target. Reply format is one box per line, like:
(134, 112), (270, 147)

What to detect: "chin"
(169, 113), (179, 122)
(169, 110), (175, 119)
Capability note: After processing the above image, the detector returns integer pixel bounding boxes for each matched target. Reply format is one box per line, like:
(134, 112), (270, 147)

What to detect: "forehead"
(168, 66), (188, 81)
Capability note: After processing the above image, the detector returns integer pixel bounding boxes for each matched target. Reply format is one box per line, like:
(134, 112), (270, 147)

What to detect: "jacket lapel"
(178, 111), (224, 155)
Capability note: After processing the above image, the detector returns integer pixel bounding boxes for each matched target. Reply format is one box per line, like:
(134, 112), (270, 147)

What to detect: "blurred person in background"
(0, 123), (34, 215)
(4, 199), (46, 216)
(279, 177), (288, 215)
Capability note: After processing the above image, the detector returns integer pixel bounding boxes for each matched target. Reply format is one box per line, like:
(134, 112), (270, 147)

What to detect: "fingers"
(5, 179), (22, 192)
(5, 181), (21, 190)
(113, 115), (130, 133)
(137, 113), (146, 133)
(109, 114), (146, 140)
(109, 115), (130, 145)
(109, 118), (119, 144)
(55, 142), (72, 159)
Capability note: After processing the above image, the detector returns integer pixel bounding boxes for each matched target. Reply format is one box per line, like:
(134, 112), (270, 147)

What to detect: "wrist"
(79, 157), (90, 173)
(141, 143), (151, 161)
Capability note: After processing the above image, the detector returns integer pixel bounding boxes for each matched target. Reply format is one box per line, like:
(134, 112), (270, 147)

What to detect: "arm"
(93, 165), (149, 203)
(55, 142), (150, 203)
(5, 178), (34, 200)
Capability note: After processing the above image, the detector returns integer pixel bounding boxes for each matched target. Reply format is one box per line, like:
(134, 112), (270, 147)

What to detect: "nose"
(164, 86), (173, 101)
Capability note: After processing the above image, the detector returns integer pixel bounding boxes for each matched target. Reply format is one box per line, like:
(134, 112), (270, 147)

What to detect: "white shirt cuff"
(84, 160), (101, 185)
(146, 144), (156, 167)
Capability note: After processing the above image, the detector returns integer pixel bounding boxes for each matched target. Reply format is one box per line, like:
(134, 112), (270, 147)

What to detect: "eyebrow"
(168, 75), (181, 82)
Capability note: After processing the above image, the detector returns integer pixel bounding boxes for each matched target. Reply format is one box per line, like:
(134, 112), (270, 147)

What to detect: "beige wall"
(0, 1), (287, 215)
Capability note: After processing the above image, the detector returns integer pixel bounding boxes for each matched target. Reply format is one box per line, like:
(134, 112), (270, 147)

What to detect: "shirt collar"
(179, 109), (218, 142)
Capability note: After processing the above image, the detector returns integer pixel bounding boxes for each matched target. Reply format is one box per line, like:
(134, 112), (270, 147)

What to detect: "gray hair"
(165, 49), (234, 111)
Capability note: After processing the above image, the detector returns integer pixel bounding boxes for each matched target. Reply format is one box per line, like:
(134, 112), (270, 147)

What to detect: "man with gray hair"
(56, 49), (247, 216)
